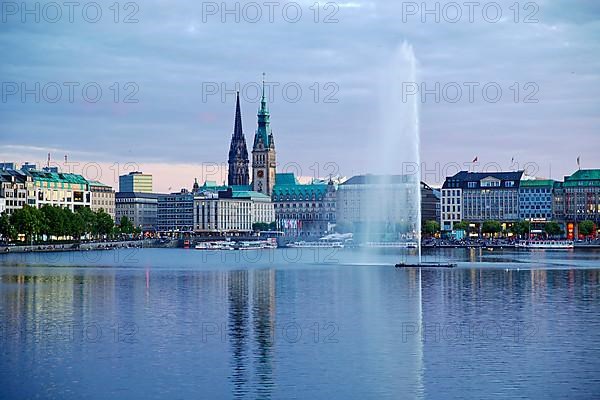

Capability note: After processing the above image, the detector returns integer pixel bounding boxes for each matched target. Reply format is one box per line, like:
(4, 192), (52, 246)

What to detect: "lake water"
(1, 248), (599, 399)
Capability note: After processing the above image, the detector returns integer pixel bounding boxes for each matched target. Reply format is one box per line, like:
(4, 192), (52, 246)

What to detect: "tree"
(67, 211), (85, 241)
(0, 212), (16, 241)
(579, 221), (596, 237)
(423, 220), (440, 236)
(95, 211), (115, 237)
(253, 222), (270, 232)
(119, 216), (134, 235)
(544, 221), (563, 238)
(482, 220), (502, 236)
(76, 207), (96, 237)
(510, 220), (530, 238)
(10, 205), (44, 243)
(453, 220), (470, 232)
(40, 205), (68, 239)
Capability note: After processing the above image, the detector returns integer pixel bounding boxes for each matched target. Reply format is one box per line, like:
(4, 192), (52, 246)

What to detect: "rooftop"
(519, 179), (555, 187)
(443, 171), (525, 189)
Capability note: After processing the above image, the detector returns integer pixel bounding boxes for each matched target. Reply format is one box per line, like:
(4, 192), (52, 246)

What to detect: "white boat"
(195, 241), (234, 250)
(363, 242), (419, 249)
(235, 241), (269, 250)
(288, 240), (344, 249)
(516, 240), (574, 250)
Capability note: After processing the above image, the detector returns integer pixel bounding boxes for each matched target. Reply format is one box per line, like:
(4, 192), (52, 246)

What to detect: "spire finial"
(262, 72), (266, 99)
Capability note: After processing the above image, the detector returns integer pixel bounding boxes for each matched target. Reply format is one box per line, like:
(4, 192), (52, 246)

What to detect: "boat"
(288, 240), (344, 249)
(516, 240), (574, 250)
(234, 241), (269, 250)
(395, 262), (457, 269)
(194, 241), (235, 250)
(363, 242), (419, 249)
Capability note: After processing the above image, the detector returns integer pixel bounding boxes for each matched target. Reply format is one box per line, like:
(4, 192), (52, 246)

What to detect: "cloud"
(1, 0), (599, 187)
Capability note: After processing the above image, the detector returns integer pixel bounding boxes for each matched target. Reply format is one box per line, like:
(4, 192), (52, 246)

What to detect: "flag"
(577, 156), (581, 169)
(472, 156), (478, 163)
(511, 157), (514, 164)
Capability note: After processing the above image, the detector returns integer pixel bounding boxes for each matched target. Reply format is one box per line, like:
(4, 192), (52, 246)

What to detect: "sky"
(1, 0), (599, 192)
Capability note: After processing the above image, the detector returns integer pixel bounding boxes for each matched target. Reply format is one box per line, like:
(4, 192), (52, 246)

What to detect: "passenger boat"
(234, 241), (269, 250)
(288, 240), (344, 249)
(516, 240), (574, 250)
(395, 262), (457, 269)
(364, 242), (419, 249)
(194, 241), (234, 250)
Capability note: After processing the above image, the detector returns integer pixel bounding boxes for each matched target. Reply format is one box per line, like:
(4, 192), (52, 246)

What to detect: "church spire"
(233, 91), (243, 137)
(228, 92), (249, 186)
(255, 73), (271, 148)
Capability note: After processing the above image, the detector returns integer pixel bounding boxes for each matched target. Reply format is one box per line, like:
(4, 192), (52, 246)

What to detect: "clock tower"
(252, 74), (276, 196)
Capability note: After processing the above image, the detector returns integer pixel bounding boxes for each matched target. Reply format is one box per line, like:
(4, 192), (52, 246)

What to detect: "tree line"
(423, 219), (597, 238)
(0, 205), (139, 243)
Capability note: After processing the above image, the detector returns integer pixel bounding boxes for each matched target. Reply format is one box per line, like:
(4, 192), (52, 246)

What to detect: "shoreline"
(1, 240), (599, 254)
(0, 239), (177, 254)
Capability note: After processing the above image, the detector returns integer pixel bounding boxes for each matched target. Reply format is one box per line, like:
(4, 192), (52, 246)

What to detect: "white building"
(26, 170), (91, 211)
(0, 170), (28, 215)
(193, 188), (274, 234)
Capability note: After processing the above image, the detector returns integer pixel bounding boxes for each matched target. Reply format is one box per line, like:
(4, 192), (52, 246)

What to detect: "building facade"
(272, 173), (336, 238)
(193, 188), (274, 234)
(336, 175), (425, 241)
(556, 169), (600, 238)
(421, 182), (439, 224)
(156, 189), (195, 233)
(518, 179), (554, 221)
(228, 92), (250, 186)
(252, 81), (277, 196)
(194, 191), (252, 233)
(0, 170), (28, 215)
(25, 169), (91, 211)
(119, 171), (153, 193)
(89, 180), (116, 219)
(115, 192), (158, 231)
(441, 171), (524, 231)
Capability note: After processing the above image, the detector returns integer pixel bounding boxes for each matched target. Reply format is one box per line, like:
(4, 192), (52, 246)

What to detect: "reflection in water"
(252, 270), (275, 399)
(226, 269), (276, 399)
(1, 249), (599, 399)
(227, 270), (250, 398)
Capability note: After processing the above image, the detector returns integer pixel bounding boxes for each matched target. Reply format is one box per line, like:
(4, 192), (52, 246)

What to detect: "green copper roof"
(520, 179), (555, 187)
(562, 169), (600, 188)
(253, 78), (272, 148)
(273, 173), (329, 199)
(566, 169), (600, 181)
(88, 180), (111, 187)
(275, 173), (298, 185)
(231, 191), (271, 200)
(27, 170), (88, 185)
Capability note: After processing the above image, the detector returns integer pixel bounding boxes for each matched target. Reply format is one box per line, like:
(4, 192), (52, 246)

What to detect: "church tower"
(252, 75), (276, 196)
(227, 92), (250, 186)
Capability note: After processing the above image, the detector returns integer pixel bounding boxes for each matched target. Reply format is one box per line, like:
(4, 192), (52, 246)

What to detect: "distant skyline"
(2, 0), (599, 192)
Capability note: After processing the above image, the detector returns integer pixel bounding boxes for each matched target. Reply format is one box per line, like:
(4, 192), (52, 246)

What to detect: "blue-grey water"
(1, 248), (599, 399)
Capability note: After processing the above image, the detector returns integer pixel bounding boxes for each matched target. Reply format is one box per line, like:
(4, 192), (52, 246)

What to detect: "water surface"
(1, 248), (599, 399)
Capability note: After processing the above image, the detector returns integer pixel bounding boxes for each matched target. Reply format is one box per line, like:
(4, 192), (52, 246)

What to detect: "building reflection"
(227, 270), (250, 398)
(251, 269), (275, 399)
